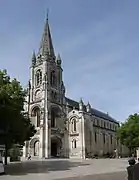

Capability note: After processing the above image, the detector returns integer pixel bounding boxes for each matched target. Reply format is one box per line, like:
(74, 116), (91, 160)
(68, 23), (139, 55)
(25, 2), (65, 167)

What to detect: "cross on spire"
(38, 10), (55, 58)
(46, 8), (49, 21)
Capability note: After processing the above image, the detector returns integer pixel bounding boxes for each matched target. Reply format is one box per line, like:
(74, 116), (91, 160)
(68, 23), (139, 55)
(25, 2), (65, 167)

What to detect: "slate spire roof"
(38, 12), (55, 57)
(31, 51), (36, 65)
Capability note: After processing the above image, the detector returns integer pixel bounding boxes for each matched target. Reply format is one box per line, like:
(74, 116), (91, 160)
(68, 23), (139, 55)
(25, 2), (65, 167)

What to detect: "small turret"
(86, 101), (91, 113)
(61, 81), (65, 94)
(31, 51), (36, 66)
(56, 53), (62, 66)
(79, 98), (84, 111)
(28, 80), (31, 89)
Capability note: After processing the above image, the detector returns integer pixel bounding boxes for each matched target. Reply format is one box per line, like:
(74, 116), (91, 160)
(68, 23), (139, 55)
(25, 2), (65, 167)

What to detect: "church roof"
(65, 97), (118, 124)
(66, 98), (79, 108)
(38, 15), (55, 57)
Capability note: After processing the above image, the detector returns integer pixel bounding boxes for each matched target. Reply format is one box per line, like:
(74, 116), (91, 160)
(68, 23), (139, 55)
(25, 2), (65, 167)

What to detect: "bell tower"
(27, 13), (66, 158)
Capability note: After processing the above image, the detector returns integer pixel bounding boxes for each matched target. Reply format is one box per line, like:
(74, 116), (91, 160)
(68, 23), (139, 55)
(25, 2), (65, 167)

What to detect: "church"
(23, 15), (122, 159)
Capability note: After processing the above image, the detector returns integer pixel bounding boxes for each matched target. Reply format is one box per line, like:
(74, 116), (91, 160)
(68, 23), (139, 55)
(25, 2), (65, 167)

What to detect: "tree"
(0, 70), (36, 164)
(117, 113), (139, 154)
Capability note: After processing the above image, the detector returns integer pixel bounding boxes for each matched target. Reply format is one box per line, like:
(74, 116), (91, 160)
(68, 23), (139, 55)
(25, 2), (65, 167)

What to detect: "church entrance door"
(34, 141), (39, 156)
(51, 141), (57, 157)
(51, 136), (62, 157)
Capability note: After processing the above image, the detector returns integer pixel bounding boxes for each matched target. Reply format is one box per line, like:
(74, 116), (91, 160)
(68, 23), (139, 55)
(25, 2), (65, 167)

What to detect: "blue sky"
(0, 0), (139, 121)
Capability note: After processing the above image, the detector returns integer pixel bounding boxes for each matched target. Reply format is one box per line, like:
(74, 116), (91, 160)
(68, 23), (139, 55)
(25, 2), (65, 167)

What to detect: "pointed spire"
(79, 98), (84, 111)
(57, 53), (61, 60)
(31, 51), (36, 65)
(38, 11), (55, 58)
(79, 98), (83, 104)
(86, 101), (91, 113)
(61, 81), (65, 93)
(56, 53), (62, 66)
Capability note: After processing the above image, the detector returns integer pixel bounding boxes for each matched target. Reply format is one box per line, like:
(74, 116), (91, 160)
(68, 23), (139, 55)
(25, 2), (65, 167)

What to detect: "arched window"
(97, 119), (99, 126)
(72, 139), (77, 148)
(40, 71), (42, 83)
(103, 133), (105, 144)
(35, 89), (41, 100)
(36, 69), (42, 86)
(36, 110), (40, 127)
(74, 140), (77, 148)
(34, 141), (40, 156)
(50, 71), (53, 85)
(50, 71), (56, 87)
(110, 135), (113, 144)
(31, 107), (40, 127)
(72, 119), (77, 132)
(104, 121), (106, 128)
(51, 91), (57, 102)
(51, 110), (56, 128)
(94, 132), (97, 143)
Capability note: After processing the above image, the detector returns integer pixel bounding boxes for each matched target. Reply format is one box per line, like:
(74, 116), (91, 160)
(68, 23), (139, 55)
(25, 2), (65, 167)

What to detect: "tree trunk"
(4, 143), (8, 165)
(129, 147), (132, 157)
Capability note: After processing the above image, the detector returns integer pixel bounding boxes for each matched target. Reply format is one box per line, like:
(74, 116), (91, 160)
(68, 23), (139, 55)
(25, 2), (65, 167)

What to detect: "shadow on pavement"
(4, 159), (90, 176)
(56, 171), (127, 180)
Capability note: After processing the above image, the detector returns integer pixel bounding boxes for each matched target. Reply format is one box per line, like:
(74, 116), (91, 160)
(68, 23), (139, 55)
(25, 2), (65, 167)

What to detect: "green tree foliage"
(8, 144), (22, 162)
(117, 113), (139, 152)
(0, 70), (36, 164)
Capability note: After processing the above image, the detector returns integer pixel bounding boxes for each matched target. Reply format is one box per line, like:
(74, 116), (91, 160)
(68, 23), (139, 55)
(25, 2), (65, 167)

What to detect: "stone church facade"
(23, 16), (123, 159)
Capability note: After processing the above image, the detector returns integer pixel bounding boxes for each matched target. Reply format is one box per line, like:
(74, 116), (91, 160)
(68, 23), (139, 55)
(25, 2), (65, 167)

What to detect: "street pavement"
(56, 171), (127, 180)
(1, 158), (128, 180)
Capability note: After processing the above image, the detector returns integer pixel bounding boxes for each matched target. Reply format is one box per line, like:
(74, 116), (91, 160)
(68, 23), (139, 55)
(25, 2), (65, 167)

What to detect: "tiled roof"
(65, 97), (118, 124)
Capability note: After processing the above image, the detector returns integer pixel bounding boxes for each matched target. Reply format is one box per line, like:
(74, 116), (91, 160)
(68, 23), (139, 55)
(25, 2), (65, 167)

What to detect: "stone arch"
(49, 105), (62, 112)
(29, 137), (40, 156)
(69, 116), (79, 132)
(69, 115), (79, 122)
(30, 137), (39, 148)
(31, 106), (41, 127)
(49, 106), (62, 128)
(30, 104), (41, 112)
(35, 89), (41, 100)
(51, 135), (62, 157)
(34, 141), (40, 156)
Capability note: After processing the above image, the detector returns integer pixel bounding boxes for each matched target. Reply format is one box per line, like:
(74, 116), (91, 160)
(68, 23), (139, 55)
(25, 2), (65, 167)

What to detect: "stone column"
(136, 148), (139, 159)
(39, 110), (45, 158)
(99, 132), (103, 156)
(45, 111), (51, 158)
(22, 142), (27, 158)
(39, 127), (44, 158)
(48, 128), (51, 157)
(80, 115), (85, 159)
(64, 132), (69, 158)
(45, 124), (48, 158)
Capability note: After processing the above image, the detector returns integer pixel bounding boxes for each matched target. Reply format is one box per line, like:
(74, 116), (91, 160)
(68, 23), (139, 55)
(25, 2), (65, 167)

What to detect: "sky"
(0, 0), (139, 122)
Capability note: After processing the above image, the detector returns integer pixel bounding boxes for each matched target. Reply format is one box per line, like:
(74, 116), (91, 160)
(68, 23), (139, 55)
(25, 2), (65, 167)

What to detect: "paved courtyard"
(2, 158), (128, 180)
